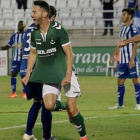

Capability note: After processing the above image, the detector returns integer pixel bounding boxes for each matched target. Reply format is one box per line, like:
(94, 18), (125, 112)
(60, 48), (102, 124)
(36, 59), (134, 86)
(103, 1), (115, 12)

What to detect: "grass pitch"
(0, 76), (140, 140)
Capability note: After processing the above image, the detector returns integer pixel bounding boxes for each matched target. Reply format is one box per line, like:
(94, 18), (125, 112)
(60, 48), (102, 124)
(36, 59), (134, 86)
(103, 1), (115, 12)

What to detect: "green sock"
(54, 100), (67, 111)
(72, 112), (86, 137)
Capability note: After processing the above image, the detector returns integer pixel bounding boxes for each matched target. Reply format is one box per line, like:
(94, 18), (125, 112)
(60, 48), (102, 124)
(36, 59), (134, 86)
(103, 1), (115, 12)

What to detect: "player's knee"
(44, 102), (55, 111)
(68, 106), (78, 116)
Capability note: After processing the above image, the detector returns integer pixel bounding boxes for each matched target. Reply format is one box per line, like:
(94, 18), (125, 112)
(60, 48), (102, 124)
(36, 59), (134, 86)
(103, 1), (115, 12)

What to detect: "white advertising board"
(0, 51), (8, 76)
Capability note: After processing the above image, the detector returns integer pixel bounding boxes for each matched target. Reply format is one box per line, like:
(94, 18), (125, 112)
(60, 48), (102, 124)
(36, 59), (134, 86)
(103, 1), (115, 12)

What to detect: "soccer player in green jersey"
(22, 1), (88, 140)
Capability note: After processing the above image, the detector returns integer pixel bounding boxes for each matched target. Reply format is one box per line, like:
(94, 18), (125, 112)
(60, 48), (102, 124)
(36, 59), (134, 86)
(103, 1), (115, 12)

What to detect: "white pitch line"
(0, 114), (140, 131)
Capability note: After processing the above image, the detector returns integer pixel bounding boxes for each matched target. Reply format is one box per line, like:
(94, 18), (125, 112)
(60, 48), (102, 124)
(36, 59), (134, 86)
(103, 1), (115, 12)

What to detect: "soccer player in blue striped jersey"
(109, 8), (140, 110)
(0, 20), (26, 98)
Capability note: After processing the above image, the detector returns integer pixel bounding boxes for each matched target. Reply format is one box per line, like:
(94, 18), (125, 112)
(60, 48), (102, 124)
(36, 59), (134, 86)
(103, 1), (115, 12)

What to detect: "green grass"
(0, 76), (140, 140)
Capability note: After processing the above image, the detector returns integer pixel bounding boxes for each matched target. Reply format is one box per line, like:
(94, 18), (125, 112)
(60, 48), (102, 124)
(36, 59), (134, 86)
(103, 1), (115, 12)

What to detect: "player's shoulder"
(50, 21), (65, 30)
(121, 25), (125, 28)
(25, 23), (37, 34)
(11, 32), (18, 38)
(130, 24), (139, 33)
(31, 28), (39, 34)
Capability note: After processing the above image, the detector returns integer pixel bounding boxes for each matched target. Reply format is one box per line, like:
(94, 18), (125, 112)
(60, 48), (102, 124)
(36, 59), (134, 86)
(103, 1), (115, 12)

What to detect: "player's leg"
(21, 75), (27, 98)
(67, 97), (88, 140)
(117, 78), (126, 106)
(23, 82), (42, 140)
(41, 103), (53, 140)
(43, 84), (67, 111)
(9, 61), (19, 98)
(64, 72), (88, 140)
(132, 78), (140, 109)
(23, 100), (41, 140)
(129, 62), (140, 109)
(109, 64), (128, 109)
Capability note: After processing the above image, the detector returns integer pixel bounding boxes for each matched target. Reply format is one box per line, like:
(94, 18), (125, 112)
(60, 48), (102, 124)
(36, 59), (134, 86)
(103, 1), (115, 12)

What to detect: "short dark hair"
(34, 1), (50, 15)
(122, 8), (135, 19)
(49, 5), (57, 19)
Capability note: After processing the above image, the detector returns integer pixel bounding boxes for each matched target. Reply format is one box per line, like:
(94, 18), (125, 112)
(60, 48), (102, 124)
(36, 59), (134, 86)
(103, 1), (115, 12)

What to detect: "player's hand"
(129, 59), (135, 69)
(110, 56), (115, 63)
(21, 75), (30, 85)
(61, 76), (71, 86)
(117, 41), (126, 48)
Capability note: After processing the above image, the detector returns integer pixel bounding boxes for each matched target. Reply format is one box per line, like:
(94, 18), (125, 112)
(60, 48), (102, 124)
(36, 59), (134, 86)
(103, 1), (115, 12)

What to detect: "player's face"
(121, 11), (131, 23)
(18, 21), (26, 31)
(31, 5), (42, 26)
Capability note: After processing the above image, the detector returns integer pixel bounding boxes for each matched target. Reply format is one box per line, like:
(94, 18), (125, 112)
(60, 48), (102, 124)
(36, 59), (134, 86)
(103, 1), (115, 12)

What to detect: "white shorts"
(42, 71), (81, 98)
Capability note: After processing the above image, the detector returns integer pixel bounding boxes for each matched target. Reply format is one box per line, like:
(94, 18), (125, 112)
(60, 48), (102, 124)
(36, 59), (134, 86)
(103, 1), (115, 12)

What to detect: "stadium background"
(1, 1), (140, 140)
(0, 0), (130, 76)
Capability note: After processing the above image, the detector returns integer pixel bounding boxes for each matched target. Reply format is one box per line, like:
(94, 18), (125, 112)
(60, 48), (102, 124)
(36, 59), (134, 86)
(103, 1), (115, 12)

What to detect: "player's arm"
(22, 48), (37, 85)
(26, 48), (37, 76)
(110, 46), (119, 63)
(117, 34), (140, 47)
(1, 34), (15, 50)
(0, 45), (10, 50)
(61, 44), (73, 86)
(129, 43), (138, 69)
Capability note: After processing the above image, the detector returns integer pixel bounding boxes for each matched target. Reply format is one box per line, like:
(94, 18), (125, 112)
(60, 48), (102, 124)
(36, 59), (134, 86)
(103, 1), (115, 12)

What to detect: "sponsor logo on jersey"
(37, 47), (57, 55)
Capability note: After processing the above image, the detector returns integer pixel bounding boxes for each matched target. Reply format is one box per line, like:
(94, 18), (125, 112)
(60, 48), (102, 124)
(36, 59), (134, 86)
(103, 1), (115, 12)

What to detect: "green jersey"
(29, 21), (71, 84)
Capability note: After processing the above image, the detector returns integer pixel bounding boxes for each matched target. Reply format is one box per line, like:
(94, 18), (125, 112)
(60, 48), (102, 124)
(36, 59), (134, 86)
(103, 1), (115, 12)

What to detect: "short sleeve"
(131, 25), (140, 37)
(8, 34), (15, 47)
(60, 27), (70, 47)
(30, 32), (36, 49)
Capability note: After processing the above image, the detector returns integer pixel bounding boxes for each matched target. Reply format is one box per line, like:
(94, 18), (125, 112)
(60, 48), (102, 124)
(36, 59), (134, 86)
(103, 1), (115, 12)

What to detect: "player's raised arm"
(61, 43), (73, 86)
(0, 45), (10, 50)
(117, 34), (140, 47)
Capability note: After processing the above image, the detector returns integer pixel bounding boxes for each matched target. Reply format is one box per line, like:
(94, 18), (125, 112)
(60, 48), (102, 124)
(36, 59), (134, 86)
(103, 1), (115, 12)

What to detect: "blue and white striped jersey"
(8, 32), (25, 61)
(20, 23), (37, 76)
(119, 24), (140, 64)
(127, 0), (137, 8)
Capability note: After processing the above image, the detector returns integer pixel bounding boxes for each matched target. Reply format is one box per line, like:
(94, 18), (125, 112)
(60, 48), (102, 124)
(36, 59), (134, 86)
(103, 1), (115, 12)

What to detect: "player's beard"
(35, 16), (42, 27)
(18, 28), (24, 32)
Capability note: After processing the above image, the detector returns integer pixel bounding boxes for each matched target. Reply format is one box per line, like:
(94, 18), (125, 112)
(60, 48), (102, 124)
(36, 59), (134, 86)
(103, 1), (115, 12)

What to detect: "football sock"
(72, 112), (86, 137)
(22, 83), (26, 93)
(41, 103), (52, 140)
(26, 102), (41, 135)
(134, 83), (140, 104)
(118, 85), (125, 106)
(21, 76), (26, 93)
(54, 100), (67, 111)
(11, 77), (17, 92)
